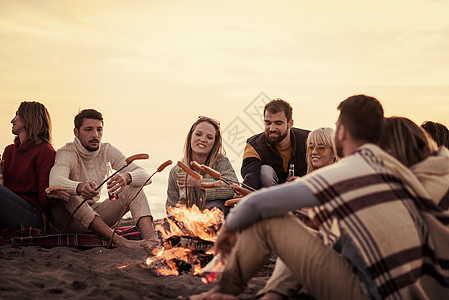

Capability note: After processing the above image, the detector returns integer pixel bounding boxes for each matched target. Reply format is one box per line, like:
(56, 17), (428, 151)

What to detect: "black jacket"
(241, 127), (310, 190)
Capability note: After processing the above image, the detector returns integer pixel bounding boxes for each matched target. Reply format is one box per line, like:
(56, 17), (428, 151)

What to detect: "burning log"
(164, 235), (214, 252)
(144, 205), (223, 276)
(143, 257), (195, 276)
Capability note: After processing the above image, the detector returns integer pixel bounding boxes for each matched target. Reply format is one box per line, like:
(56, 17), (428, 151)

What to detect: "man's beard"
(84, 139), (100, 152)
(335, 126), (344, 157)
(266, 130), (288, 145)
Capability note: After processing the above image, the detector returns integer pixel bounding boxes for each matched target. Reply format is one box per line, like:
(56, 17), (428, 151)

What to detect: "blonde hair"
(18, 101), (52, 144)
(306, 127), (337, 173)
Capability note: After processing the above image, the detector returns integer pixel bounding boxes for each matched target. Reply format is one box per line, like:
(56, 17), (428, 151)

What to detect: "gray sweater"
(166, 156), (238, 209)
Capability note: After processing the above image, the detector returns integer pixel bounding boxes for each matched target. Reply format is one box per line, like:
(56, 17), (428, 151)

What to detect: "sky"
(1, 0), (449, 218)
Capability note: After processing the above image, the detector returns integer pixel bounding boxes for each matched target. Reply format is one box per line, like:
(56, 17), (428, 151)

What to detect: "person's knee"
(260, 165), (278, 187)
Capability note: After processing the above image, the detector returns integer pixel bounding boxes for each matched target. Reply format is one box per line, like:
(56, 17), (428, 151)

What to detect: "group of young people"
(190, 95), (449, 300)
(1, 95), (448, 299)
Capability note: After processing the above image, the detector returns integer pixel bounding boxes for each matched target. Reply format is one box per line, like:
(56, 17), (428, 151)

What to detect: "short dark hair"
(337, 94), (384, 143)
(421, 121), (449, 148)
(264, 98), (293, 121)
(74, 109), (103, 129)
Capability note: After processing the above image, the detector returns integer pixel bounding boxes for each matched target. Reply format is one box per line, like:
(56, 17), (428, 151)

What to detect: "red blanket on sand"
(0, 226), (142, 248)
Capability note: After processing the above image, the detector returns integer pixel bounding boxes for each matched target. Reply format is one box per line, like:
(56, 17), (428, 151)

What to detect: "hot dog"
(225, 198), (241, 206)
(201, 165), (221, 179)
(231, 183), (251, 196)
(200, 181), (223, 189)
(125, 153), (149, 165)
(177, 161), (203, 181)
(190, 161), (202, 171)
(157, 160), (173, 172)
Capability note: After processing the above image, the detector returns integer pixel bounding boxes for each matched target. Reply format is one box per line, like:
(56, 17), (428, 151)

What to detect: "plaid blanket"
(303, 144), (449, 300)
(0, 226), (142, 248)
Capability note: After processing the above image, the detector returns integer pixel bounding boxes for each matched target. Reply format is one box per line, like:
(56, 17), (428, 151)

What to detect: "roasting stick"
(107, 159), (173, 248)
(95, 154), (149, 191)
(62, 154), (150, 233)
(190, 161), (256, 192)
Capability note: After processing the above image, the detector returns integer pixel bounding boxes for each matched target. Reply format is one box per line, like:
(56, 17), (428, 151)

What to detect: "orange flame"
(155, 205), (223, 241)
(147, 205), (223, 275)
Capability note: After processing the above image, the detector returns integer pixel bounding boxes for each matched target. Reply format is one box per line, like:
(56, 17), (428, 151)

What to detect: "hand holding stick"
(95, 153), (149, 191)
(62, 153), (149, 233)
(108, 159), (173, 248)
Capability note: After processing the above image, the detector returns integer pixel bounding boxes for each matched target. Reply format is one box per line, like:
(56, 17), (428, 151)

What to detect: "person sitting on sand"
(258, 127), (338, 300)
(166, 116), (238, 214)
(49, 109), (157, 250)
(421, 120), (449, 148)
(191, 94), (449, 300)
(0, 101), (67, 231)
(241, 99), (310, 190)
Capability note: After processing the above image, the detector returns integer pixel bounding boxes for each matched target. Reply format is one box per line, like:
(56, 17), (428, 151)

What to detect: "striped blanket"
(0, 226), (142, 248)
(304, 144), (449, 299)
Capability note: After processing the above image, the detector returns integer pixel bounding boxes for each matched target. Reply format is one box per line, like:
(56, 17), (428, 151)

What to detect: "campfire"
(142, 205), (223, 276)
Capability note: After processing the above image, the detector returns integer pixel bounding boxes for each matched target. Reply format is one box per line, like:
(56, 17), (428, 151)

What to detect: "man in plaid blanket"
(192, 95), (449, 300)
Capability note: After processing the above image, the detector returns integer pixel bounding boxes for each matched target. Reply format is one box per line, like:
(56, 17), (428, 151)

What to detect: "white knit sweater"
(49, 137), (151, 203)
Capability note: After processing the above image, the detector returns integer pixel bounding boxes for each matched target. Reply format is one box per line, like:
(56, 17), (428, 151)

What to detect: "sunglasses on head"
(198, 116), (220, 127)
(306, 145), (327, 155)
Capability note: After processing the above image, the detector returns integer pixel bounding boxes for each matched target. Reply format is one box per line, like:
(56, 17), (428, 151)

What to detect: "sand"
(0, 243), (277, 300)
(0, 215), (279, 300)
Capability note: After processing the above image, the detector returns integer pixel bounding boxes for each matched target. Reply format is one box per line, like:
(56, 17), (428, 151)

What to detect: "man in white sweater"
(49, 109), (157, 250)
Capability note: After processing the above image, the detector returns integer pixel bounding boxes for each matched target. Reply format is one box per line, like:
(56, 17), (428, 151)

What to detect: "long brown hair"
(180, 116), (225, 209)
(18, 101), (52, 144)
(379, 117), (438, 167)
(181, 116), (225, 171)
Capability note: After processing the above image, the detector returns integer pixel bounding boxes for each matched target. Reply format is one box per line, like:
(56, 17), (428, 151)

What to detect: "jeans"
(260, 165), (279, 187)
(0, 185), (44, 230)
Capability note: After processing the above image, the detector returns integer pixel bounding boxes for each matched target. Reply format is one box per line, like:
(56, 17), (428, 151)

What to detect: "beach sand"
(0, 215), (317, 300)
(0, 216), (281, 300)
(0, 244), (275, 300)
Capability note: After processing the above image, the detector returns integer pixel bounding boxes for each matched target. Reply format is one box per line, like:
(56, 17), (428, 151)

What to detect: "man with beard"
(241, 99), (309, 190)
(49, 109), (157, 250)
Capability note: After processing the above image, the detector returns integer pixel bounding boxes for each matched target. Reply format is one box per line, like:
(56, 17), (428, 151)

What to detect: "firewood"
(164, 235), (214, 252)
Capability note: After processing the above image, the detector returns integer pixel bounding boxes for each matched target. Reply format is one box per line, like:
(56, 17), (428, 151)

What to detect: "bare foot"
(117, 238), (146, 251)
(260, 292), (285, 300)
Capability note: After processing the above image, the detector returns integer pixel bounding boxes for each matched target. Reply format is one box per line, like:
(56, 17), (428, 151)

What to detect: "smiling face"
(307, 143), (335, 169)
(264, 110), (293, 145)
(190, 121), (216, 158)
(74, 118), (103, 151)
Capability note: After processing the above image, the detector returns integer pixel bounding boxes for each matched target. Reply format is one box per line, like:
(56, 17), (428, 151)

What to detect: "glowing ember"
(145, 205), (223, 276)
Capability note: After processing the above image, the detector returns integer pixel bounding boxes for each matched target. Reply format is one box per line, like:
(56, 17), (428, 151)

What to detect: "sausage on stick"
(177, 161), (203, 181)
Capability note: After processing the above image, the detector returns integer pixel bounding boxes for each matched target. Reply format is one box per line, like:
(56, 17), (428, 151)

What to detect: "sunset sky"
(1, 0), (448, 218)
